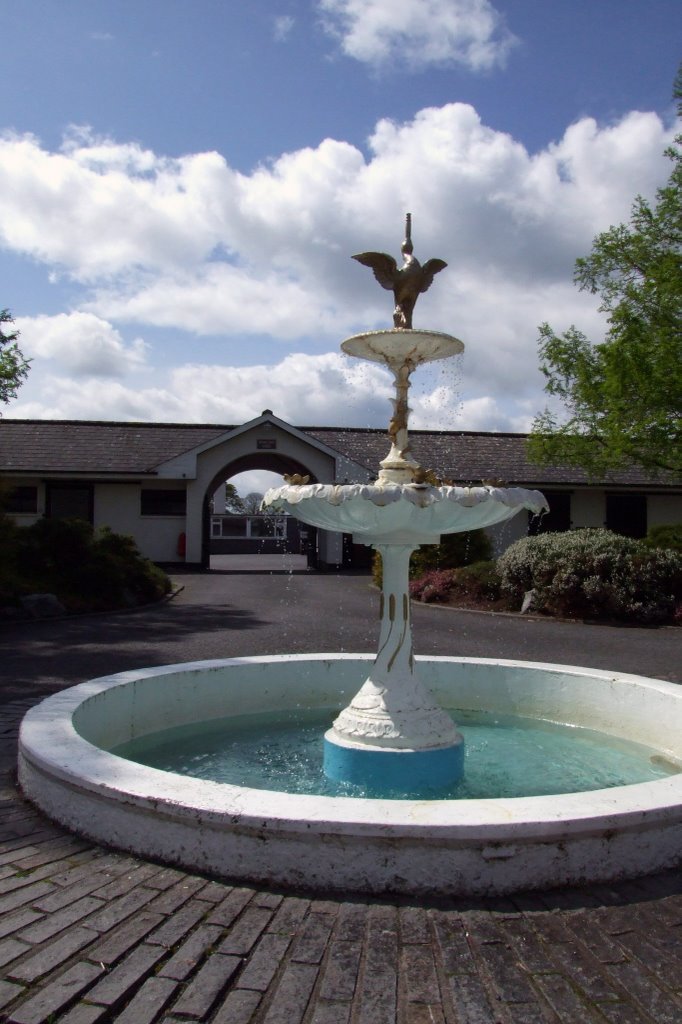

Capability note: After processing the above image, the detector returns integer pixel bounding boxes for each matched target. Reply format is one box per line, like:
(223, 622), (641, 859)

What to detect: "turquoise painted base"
(323, 733), (465, 794)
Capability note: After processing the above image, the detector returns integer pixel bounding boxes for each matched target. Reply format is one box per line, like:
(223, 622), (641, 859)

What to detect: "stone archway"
(201, 452), (319, 568)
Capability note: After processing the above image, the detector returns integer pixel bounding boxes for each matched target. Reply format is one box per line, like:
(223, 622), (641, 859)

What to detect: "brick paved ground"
(1, 570), (681, 1022)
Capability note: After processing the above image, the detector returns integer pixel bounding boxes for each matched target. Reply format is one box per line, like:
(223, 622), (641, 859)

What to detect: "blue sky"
(1, 0), (680, 451)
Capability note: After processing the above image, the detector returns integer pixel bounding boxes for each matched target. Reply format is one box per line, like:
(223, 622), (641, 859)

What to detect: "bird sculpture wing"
(351, 251), (398, 291)
(418, 258), (448, 293)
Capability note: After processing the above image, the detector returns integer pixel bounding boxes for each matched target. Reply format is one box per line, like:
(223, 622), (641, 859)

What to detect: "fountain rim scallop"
(18, 653), (682, 897)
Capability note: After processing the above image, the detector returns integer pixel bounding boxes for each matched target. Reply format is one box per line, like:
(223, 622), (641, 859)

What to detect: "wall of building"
(95, 483), (186, 562)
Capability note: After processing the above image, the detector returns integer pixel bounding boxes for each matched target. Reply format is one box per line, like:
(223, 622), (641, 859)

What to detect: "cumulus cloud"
(317, 0), (517, 70)
(15, 312), (148, 377)
(0, 101), (677, 429)
(273, 15), (295, 42)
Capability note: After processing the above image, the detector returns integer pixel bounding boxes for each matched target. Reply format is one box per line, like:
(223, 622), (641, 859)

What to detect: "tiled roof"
(0, 420), (227, 474)
(0, 418), (676, 488)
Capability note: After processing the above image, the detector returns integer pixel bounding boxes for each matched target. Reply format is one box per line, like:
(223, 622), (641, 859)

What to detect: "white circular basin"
(18, 655), (682, 897)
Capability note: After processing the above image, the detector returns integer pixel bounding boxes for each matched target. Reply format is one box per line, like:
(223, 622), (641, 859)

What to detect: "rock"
(521, 589), (536, 614)
(20, 593), (66, 619)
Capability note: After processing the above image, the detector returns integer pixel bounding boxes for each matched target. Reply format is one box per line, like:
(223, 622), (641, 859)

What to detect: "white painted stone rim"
(18, 654), (682, 843)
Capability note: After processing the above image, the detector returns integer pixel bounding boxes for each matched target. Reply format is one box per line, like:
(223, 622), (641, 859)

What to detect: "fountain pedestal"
(323, 539), (464, 792)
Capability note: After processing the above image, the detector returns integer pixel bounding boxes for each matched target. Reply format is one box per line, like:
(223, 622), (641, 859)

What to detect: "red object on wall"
(177, 532), (186, 557)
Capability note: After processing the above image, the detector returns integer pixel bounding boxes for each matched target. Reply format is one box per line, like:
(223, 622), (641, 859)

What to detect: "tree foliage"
(528, 73), (681, 477)
(0, 310), (30, 407)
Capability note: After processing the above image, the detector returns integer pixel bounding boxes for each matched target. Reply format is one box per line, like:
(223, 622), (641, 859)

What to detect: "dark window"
(46, 484), (93, 523)
(606, 493), (647, 538)
(140, 489), (187, 516)
(528, 491), (571, 534)
(5, 486), (38, 514)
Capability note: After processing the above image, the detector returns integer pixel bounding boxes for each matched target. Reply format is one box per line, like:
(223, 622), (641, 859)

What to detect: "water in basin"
(112, 708), (677, 801)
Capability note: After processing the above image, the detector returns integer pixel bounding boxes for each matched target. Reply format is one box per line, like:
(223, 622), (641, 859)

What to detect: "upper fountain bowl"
(263, 482), (548, 546)
(341, 328), (464, 371)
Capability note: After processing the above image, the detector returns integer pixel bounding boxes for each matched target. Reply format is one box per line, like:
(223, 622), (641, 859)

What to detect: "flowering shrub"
(449, 561), (502, 603)
(497, 529), (682, 624)
(409, 569), (455, 603)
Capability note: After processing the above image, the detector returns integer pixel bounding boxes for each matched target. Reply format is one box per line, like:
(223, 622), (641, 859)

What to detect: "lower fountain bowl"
(18, 655), (682, 897)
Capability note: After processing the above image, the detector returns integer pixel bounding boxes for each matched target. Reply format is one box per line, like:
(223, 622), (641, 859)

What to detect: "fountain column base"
(323, 730), (464, 793)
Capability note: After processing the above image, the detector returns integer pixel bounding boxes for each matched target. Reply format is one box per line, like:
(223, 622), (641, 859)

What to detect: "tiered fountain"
(18, 219), (682, 896)
(263, 215), (546, 793)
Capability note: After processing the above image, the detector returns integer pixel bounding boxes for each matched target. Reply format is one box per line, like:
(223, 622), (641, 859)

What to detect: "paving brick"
(140, 866), (185, 890)
(236, 932), (292, 992)
(445, 972), (502, 1024)
(605, 959), (682, 1023)
(169, 952), (241, 1018)
(333, 901), (368, 942)
(31, 874), (112, 912)
(309, 1001), (352, 1024)
(475, 939), (541, 1006)
(355, 907), (398, 1024)
(11, 839), (90, 871)
(401, 943), (441, 1005)
(5, 960), (102, 1024)
(8, 927), (97, 983)
(157, 923), (224, 981)
(400, 905), (430, 944)
(252, 890), (284, 909)
(431, 912), (477, 975)
(0, 936), (32, 970)
(84, 942), (166, 1007)
(145, 899), (208, 948)
(109, 975), (178, 1024)
(0, 979), (25, 1012)
(219, 905), (272, 955)
(16, 896), (105, 943)
(400, 1004), (446, 1024)
(147, 874), (208, 914)
(260, 962), (319, 1024)
(616, 929), (682, 983)
(266, 895), (310, 937)
(206, 885), (256, 927)
(0, 880), (56, 916)
(79, 884), (157, 932)
(531, 972), (611, 1023)
(55, 1003), (109, 1024)
(289, 910), (335, 964)
(565, 912), (629, 964)
(542, 937), (623, 1002)
(317, 939), (361, 1002)
(194, 879), (232, 903)
(82, 911), (165, 966)
(86, 863), (161, 898)
(0, 908), (43, 941)
(213, 988), (261, 1024)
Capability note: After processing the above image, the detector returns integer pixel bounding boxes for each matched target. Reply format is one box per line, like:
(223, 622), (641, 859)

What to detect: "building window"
(140, 489), (187, 516)
(5, 485), (38, 514)
(210, 515), (287, 539)
(46, 484), (94, 523)
(606, 493), (647, 539)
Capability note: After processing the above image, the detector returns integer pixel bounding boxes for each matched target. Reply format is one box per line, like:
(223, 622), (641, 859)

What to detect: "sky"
(1, 0), (680, 460)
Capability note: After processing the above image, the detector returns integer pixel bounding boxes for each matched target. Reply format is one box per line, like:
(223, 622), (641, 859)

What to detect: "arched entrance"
(201, 452), (318, 569)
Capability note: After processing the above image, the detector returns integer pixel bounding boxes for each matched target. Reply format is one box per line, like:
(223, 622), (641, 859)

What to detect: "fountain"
(17, 219), (682, 896)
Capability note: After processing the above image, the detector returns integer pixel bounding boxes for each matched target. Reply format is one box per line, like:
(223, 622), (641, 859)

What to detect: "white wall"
(648, 494), (682, 528)
(95, 483), (186, 562)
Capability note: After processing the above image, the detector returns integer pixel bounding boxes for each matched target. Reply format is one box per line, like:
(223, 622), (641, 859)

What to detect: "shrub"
(449, 560), (503, 604)
(644, 523), (682, 553)
(409, 569), (455, 603)
(1, 518), (171, 613)
(410, 529), (492, 578)
(497, 528), (682, 624)
(373, 528), (492, 588)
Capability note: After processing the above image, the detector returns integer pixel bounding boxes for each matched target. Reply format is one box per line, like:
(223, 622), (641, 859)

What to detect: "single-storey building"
(1, 412), (680, 569)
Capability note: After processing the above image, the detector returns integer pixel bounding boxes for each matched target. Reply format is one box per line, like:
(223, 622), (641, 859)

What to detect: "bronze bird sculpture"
(352, 213), (447, 329)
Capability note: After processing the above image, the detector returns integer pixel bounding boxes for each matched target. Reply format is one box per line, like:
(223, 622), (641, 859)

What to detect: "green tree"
(528, 73), (681, 477)
(0, 310), (30, 407)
